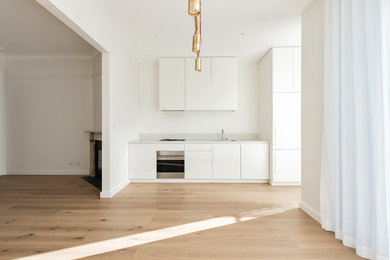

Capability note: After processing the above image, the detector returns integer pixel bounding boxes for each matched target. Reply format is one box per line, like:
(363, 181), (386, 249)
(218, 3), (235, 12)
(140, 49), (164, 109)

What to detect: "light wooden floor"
(0, 175), (360, 260)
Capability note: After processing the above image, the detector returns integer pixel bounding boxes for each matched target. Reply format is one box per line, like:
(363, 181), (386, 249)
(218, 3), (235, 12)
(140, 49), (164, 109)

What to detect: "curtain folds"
(321, 0), (390, 259)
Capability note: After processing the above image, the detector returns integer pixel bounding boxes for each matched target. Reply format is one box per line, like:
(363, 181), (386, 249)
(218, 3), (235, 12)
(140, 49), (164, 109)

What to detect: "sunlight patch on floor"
(15, 202), (298, 260)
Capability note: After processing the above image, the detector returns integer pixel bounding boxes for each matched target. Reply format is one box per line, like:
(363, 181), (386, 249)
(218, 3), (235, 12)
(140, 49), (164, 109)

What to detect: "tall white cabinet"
(258, 47), (301, 185)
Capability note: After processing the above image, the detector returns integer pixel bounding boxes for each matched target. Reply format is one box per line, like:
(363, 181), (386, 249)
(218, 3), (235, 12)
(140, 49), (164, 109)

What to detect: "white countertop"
(129, 140), (268, 144)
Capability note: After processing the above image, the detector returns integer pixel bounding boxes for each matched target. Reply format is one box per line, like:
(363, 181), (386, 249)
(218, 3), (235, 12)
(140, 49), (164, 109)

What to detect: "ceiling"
(85, 0), (313, 61)
(0, 0), (96, 55)
(0, 0), (311, 61)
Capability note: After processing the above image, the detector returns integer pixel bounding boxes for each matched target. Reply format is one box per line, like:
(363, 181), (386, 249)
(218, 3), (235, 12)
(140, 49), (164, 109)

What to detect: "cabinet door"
(241, 144), (269, 180)
(185, 161), (213, 179)
(185, 58), (212, 110)
(273, 93), (301, 149)
(273, 150), (301, 183)
(128, 144), (156, 179)
(159, 58), (185, 110)
(212, 144), (240, 179)
(272, 48), (293, 93)
(211, 58), (238, 110)
(293, 47), (301, 92)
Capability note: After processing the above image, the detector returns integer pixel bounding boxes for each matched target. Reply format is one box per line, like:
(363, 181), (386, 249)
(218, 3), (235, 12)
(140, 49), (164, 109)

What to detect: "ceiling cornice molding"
(4, 53), (94, 61)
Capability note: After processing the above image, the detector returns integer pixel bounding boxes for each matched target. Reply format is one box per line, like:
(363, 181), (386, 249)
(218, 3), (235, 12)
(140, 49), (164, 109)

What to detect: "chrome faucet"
(221, 129), (225, 141)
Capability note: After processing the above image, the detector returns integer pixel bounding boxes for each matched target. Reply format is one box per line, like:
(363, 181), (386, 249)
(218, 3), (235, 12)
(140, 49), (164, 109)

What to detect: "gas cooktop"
(159, 139), (186, 142)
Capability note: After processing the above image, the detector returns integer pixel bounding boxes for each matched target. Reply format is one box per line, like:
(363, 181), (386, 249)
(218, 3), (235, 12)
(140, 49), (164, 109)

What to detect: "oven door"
(157, 151), (185, 179)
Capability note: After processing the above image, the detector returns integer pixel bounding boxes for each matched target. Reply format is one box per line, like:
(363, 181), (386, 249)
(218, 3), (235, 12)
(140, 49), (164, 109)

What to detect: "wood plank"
(0, 175), (360, 259)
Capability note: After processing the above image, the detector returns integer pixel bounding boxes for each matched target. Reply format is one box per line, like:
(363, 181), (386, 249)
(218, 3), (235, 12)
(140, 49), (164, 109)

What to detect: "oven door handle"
(157, 156), (185, 160)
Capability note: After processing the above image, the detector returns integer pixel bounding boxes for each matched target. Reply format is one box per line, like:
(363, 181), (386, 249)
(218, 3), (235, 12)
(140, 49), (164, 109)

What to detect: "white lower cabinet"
(185, 151), (212, 160)
(241, 144), (269, 180)
(129, 142), (269, 182)
(273, 150), (301, 183)
(185, 149), (213, 179)
(212, 144), (241, 179)
(185, 161), (213, 179)
(128, 144), (156, 179)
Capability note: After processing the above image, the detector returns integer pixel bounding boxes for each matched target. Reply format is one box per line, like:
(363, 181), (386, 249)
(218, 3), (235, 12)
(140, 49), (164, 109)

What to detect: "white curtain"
(321, 0), (390, 259)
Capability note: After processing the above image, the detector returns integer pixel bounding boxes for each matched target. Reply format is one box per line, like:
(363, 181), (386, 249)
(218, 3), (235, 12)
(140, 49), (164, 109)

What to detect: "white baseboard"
(129, 179), (269, 183)
(270, 181), (301, 186)
(100, 179), (130, 198)
(299, 201), (321, 223)
(6, 170), (89, 175)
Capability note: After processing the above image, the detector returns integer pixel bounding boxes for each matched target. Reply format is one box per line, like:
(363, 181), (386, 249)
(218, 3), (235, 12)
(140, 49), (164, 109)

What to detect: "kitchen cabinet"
(273, 48), (293, 93)
(213, 144), (241, 179)
(185, 146), (213, 179)
(211, 58), (238, 110)
(185, 161), (213, 179)
(185, 144), (212, 151)
(258, 47), (301, 185)
(273, 93), (301, 149)
(273, 150), (301, 183)
(293, 47), (301, 92)
(128, 144), (156, 179)
(241, 144), (269, 180)
(185, 58), (212, 110)
(158, 57), (238, 111)
(129, 142), (269, 182)
(185, 151), (212, 160)
(159, 58), (185, 110)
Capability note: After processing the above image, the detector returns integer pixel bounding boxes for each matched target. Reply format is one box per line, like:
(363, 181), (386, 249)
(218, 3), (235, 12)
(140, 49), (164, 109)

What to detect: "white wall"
(300, 0), (325, 220)
(36, 0), (140, 197)
(0, 52), (5, 175)
(138, 59), (258, 135)
(92, 53), (102, 132)
(5, 57), (93, 175)
(107, 53), (138, 196)
(34, 0), (302, 198)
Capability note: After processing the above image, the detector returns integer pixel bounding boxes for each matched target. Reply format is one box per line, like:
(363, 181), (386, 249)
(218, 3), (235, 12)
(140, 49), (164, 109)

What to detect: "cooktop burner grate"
(159, 139), (186, 142)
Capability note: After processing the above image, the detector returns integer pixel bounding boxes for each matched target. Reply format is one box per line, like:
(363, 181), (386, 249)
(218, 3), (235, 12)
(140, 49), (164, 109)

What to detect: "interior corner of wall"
(100, 178), (130, 199)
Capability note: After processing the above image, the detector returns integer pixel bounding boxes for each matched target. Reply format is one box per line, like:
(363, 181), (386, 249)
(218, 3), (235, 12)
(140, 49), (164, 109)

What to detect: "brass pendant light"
(188, 0), (200, 16)
(188, 0), (202, 71)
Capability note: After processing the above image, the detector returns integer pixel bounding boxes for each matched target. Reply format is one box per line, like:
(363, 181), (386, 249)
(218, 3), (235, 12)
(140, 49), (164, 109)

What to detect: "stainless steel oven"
(156, 151), (185, 179)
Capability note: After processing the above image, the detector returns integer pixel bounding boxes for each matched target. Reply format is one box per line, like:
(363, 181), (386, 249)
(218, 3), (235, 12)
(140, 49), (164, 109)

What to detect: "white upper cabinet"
(185, 58), (212, 110)
(293, 47), (301, 92)
(272, 48), (294, 93)
(211, 57), (238, 110)
(159, 57), (238, 111)
(159, 58), (185, 110)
